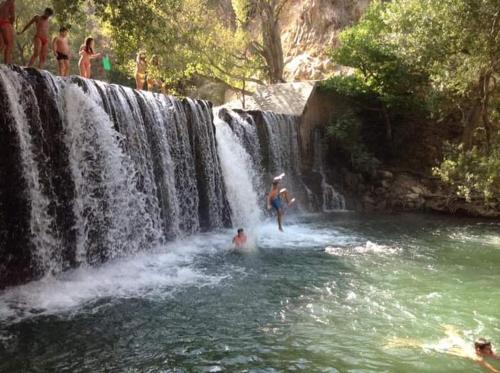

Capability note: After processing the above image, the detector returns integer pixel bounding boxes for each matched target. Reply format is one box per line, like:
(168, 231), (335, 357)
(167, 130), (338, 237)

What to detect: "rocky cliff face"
(280, 0), (371, 80)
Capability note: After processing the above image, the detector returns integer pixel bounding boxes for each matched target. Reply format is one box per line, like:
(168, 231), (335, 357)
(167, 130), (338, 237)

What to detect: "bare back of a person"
(136, 59), (147, 74)
(35, 16), (49, 39)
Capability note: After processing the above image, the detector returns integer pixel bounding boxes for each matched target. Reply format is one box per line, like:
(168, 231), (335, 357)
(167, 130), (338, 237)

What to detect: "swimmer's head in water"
(237, 228), (244, 235)
(475, 338), (493, 354)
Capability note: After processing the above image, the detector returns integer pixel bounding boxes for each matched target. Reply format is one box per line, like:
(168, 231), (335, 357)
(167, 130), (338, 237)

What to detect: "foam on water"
(0, 234), (232, 324)
(325, 241), (401, 257)
(214, 109), (262, 238)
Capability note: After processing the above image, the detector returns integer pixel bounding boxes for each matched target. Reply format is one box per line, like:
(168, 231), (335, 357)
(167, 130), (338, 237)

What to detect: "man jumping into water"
(0, 0), (15, 64)
(19, 7), (54, 69)
(267, 174), (295, 232)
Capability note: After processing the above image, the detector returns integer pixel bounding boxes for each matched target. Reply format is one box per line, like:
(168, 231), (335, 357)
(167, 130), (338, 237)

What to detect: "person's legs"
(79, 61), (85, 77)
(57, 59), (64, 75)
(277, 209), (283, 231)
(85, 63), (91, 78)
(63, 60), (70, 76)
(39, 42), (48, 69)
(136, 74), (144, 90)
(1, 24), (14, 64)
(28, 37), (42, 67)
(0, 32), (4, 55)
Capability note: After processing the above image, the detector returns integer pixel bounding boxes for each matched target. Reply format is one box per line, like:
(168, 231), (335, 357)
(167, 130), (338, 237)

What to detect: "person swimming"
(386, 326), (500, 372)
(19, 7), (54, 69)
(232, 228), (247, 249)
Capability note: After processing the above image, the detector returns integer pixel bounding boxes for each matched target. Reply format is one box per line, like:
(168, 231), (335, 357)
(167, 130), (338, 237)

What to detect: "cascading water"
(313, 130), (346, 212)
(214, 108), (262, 232)
(0, 66), (59, 278)
(215, 107), (309, 223)
(63, 84), (157, 264)
(0, 66), (231, 288)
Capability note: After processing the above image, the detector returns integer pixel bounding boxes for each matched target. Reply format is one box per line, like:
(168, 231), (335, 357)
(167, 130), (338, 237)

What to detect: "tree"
(330, 2), (428, 141)
(232, 0), (288, 83)
(326, 0), (500, 201)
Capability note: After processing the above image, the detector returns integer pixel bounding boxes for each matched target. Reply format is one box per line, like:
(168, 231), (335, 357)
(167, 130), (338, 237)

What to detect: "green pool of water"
(0, 212), (499, 372)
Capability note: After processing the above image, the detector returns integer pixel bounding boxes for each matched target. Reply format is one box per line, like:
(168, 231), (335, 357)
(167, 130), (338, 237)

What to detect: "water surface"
(1, 212), (499, 372)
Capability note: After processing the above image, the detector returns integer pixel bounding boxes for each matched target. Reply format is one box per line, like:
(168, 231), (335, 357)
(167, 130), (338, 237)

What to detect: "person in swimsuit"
(232, 228), (247, 249)
(0, 0), (15, 64)
(386, 326), (500, 372)
(267, 176), (295, 232)
(135, 51), (147, 90)
(52, 26), (70, 76)
(19, 7), (53, 69)
(78, 37), (101, 78)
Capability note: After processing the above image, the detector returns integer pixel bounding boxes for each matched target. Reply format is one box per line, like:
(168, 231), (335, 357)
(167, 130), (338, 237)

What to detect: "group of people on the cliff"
(134, 50), (166, 92)
(0, 0), (100, 77)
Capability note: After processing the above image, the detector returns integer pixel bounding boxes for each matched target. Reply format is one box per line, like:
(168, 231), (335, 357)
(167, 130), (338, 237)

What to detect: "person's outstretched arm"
(479, 360), (500, 373)
(18, 16), (37, 34)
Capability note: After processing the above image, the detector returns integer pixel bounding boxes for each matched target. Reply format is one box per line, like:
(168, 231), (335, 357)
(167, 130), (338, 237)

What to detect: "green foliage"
(433, 142), (500, 202)
(326, 0), (500, 201)
(327, 110), (380, 172)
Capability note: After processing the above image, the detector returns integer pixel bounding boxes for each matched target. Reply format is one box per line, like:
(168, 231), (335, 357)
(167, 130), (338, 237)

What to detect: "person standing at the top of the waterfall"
(52, 26), (70, 76)
(267, 175), (296, 232)
(135, 51), (147, 90)
(78, 37), (101, 78)
(0, 0), (15, 64)
(18, 7), (54, 69)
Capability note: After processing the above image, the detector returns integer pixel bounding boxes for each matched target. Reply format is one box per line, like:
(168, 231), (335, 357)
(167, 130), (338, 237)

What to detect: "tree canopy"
(325, 0), (500, 201)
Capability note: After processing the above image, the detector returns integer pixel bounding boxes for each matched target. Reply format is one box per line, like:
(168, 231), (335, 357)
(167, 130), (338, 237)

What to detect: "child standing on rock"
(52, 26), (70, 76)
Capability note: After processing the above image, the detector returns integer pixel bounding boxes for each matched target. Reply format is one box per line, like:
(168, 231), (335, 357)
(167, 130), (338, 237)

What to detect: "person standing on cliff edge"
(18, 7), (54, 69)
(0, 0), (15, 64)
(52, 26), (71, 76)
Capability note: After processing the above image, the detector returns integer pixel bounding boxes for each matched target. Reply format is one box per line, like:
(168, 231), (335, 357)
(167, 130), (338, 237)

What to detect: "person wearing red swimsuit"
(18, 7), (53, 69)
(78, 37), (101, 78)
(0, 0), (15, 64)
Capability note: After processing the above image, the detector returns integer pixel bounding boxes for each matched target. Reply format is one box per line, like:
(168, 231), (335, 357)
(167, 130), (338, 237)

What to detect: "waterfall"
(0, 66), (231, 288)
(0, 65), (341, 289)
(214, 108), (262, 231)
(0, 66), (59, 278)
(313, 130), (346, 212)
(63, 84), (157, 265)
(215, 107), (309, 224)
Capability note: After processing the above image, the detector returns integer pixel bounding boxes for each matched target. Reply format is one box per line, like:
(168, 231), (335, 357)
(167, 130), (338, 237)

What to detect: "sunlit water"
(0, 213), (499, 372)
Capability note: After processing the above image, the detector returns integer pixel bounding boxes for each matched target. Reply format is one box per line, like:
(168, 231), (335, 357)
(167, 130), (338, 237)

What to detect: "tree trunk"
(461, 98), (482, 150)
(259, 0), (285, 83)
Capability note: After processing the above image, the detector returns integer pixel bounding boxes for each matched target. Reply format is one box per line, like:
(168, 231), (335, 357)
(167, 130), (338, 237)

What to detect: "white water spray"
(214, 109), (262, 239)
